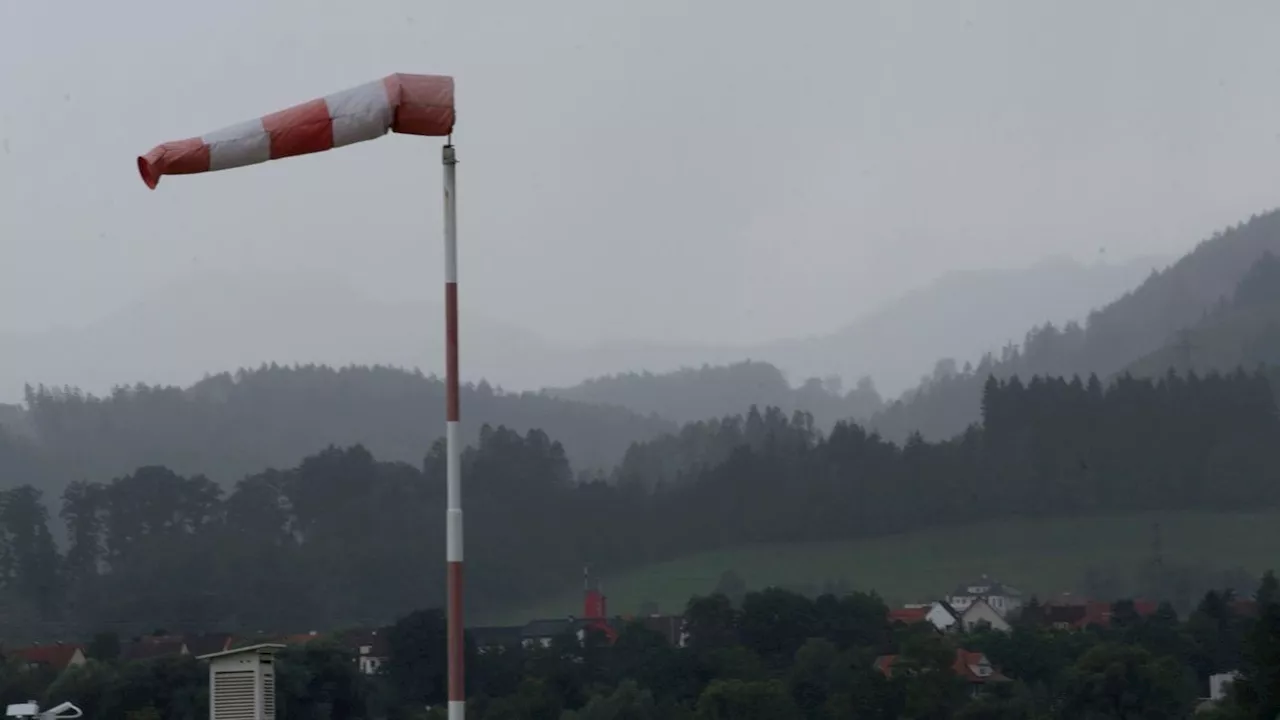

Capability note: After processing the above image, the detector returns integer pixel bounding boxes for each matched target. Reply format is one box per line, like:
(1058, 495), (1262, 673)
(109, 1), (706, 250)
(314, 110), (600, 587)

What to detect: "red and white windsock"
(136, 73), (454, 188)
(138, 71), (466, 720)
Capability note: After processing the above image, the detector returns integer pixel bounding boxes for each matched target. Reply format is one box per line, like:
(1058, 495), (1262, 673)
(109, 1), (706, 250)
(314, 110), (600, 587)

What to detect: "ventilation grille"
(262, 669), (275, 720)
(212, 670), (257, 720)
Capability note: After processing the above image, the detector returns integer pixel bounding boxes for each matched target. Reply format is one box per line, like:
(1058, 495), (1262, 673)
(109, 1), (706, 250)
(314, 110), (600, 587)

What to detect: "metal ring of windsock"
(137, 73), (468, 720)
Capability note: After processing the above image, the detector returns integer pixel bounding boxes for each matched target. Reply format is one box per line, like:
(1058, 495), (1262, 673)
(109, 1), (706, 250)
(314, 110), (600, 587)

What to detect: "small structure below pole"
(197, 643), (286, 720)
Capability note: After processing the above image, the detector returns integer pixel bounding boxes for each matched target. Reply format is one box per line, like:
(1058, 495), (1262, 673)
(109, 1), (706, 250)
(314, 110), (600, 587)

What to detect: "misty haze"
(4, 1), (1280, 718)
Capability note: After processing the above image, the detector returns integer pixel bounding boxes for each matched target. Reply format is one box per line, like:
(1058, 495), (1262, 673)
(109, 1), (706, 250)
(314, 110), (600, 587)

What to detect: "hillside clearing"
(492, 510), (1280, 624)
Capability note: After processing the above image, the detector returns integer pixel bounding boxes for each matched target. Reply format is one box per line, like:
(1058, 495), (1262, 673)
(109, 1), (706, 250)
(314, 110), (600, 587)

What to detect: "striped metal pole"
(442, 143), (464, 720)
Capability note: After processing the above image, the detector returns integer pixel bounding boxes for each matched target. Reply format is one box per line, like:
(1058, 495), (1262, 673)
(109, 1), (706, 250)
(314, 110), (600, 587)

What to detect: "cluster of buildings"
(888, 575), (1027, 634)
(0, 579), (677, 679)
(4, 573), (1252, 710)
(2, 628), (391, 676)
(893, 576), (1171, 634)
(889, 574), (1260, 635)
(886, 575), (1252, 709)
(471, 580), (685, 653)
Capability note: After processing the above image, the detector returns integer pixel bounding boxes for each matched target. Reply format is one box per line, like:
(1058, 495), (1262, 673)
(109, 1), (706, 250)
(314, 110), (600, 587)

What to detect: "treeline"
(17, 581), (1280, 719)
(0, 366), (1277, 635)
(549, 361), (884, 429)
(617, 367), (1280, 520)
(873, 212), (1280, 442)
(4, 364), (673, 489)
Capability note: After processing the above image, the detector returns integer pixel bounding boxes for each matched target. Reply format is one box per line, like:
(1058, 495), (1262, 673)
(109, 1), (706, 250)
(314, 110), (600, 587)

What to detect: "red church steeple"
(582, 565), (616, 642)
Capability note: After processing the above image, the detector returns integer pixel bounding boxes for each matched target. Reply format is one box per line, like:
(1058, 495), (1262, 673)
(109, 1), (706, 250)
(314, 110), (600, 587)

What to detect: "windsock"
(137, 73), (454, 189)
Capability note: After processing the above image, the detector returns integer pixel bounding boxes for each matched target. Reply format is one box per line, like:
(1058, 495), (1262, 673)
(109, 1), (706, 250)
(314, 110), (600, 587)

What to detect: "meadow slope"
(493, 511), (1280, 623)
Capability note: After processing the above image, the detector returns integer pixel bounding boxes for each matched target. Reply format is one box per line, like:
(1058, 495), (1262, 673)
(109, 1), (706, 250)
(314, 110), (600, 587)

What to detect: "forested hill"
(0, 403), (29, 436)
(872, 208), (1280, 442)
(1126, 252), (1280, 378)
(7, 364), (674, 490)
(6, 363), (1280, 636)
(546, 361), (884, 428)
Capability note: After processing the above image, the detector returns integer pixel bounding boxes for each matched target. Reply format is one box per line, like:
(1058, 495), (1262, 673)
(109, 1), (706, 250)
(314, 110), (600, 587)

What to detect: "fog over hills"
(0, 255), (1163, 405)
(724, 253), (1166, 395)
(0, 270), (559, 403)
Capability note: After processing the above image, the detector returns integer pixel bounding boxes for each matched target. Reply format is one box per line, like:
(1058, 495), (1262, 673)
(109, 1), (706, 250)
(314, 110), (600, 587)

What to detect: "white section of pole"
(446, 424), (462, 561)
(443, 145), (458, 286)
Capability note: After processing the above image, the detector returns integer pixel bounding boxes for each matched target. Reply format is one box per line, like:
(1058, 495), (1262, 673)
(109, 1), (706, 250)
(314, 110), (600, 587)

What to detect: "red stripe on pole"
(263, 99), (333, 159)
(445, 282), (460, 422)
(136, 137), (210, 189)
(447, 560), (464, 701)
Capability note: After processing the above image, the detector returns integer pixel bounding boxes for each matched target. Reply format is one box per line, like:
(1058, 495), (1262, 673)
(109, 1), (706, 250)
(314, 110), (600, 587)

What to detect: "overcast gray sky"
(3, 0), (1280, 348)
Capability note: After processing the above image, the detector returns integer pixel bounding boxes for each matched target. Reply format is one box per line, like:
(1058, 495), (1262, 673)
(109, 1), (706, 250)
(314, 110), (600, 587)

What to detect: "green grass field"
(491, 510), (1280, 624)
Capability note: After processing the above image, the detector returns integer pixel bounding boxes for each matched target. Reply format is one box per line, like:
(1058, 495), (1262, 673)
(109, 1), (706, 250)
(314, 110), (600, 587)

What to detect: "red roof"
(11, 644), (83, 670)
(280, 632), (322, 646)
(1132, 600), (1160, 616)
(1232, 599), (1258, 617)
(122, 637), (187, 661)
(888, 607), (930, 624)
(1047, 600), (1161, 629)
(875, 648), (1010, 683)
(952, 650), (1010, 683)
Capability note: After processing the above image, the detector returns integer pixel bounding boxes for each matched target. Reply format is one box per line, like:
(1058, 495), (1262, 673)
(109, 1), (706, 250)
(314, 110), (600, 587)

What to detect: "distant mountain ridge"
(546, 360), (884, 429)
(739, 254), (1167, 396)
(872, 208), (1280, 442)
(0, 270), (562, 402)
(0, 255), (1165, 424)
(7, 364), (674, 493)
(554, 255), (1166, 399)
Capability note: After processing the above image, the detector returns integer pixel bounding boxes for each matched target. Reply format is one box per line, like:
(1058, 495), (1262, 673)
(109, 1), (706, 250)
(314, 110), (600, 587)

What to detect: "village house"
(926, 603), (963, 632)
(335, 629), (390, 675)
(182, 633), (234, 657)
(1043, 600), (1160, 630)
(8, 644), (87, 674)
(1195, 671), (1242, 714)
(469, 626), (524, 654)
(958, 598), (1011, 632)
(1209, 671), (1239, 701)
(890, 603), (960, 632)
(637, 614), (686, 647)
(517, 581), (621, 649)
(509, 572), (617, 649)
(121, 635), (189, 662)
(888, 599), (1010, 633)
(518, 618), (587, 649)
(115, 632), (234, 663)
(1043, 602), (1088, 630)
(946, 576), (1023, 618)
(1230, 599), (1258, 618)
(231, 630), (322, 650)
(475, 576), (686, 653)
(888, 605), (931, 625)
(874, 648), (1011, 698)
(476, 615), (686, 654)
(234, 628), (382, 675)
